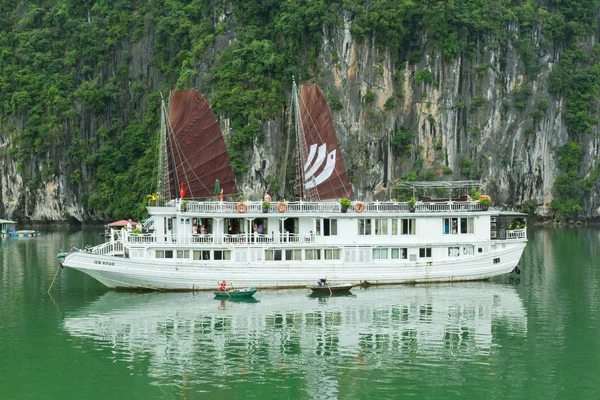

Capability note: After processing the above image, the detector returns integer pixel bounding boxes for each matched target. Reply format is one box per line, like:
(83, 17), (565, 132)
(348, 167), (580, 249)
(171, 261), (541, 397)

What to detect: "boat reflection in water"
(63, 282), (526, 395)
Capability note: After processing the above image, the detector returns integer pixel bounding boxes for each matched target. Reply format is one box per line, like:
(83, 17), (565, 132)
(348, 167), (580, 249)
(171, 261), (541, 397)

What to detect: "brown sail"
(297, 84), (353, 200)
(166, 90), (237, 199)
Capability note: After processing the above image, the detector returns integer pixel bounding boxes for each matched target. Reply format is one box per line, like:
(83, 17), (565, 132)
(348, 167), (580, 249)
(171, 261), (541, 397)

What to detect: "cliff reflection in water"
(63, 283), (526, 393)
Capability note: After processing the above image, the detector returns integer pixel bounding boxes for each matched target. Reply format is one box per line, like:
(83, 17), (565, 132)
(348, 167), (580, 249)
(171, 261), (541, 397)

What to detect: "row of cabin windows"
(419, 245), (478, 259)
(359, 218), (416, 235)
(155, 245), (482, 262)
(266, 249), (341, 261)
(372, 248), (408, 260)
(155, 249), (231, 260)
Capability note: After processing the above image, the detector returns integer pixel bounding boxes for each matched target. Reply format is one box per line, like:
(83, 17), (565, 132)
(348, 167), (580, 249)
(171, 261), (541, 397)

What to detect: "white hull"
(64, 242), (525, 290)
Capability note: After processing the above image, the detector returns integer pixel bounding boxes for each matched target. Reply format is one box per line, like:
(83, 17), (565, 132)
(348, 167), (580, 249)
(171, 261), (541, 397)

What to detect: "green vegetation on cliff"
(1, 0), (600, 220)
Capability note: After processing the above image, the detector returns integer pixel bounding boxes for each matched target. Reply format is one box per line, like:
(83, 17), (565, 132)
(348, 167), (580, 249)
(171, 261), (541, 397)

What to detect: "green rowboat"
(214, 287), (257, 299)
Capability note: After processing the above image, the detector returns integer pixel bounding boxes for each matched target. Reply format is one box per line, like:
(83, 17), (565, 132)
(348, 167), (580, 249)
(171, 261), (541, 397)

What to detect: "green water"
(1, 227), (599, 399)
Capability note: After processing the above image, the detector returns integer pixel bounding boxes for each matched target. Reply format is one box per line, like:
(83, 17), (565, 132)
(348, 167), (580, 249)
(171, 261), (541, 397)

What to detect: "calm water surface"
(1, 227), (599, 399)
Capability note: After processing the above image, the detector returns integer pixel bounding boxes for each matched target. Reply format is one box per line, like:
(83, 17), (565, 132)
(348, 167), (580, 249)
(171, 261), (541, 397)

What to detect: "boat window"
(493, 258), (500, 264)
(461, 218), (474, 234)
(373, 248), (389, 259)
(177, 250), (189, 259)
(375, 219), (388, 235)
(156, 250), (165, 259)
(285, 249), (302, 261)
(358, 219), (372, 235)
(443, 217), (474, 235)
(463, 245), (474, 255)
(324, 249), (340, 260)
(193, 250), (204, 260)
(325, 219), (337, 236)
(391, 248), (407, 259)
(448, 247), (460, 257)
(398, 219), (415, 235)
(265, 249), (282, 261)
(213, 250), (231, 261)
(165, 250), (173, 259)
(304, 249), (321, 261)
(419, 248), (432, 258)
(317, 219), (338, 236)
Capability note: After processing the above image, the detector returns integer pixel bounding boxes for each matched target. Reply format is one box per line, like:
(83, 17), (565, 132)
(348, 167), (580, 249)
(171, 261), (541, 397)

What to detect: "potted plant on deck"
(407, 197), (416, 213)
(262, 200), (271, 213)
(340, 198), (351, 213)
(479, 196), (491, 211)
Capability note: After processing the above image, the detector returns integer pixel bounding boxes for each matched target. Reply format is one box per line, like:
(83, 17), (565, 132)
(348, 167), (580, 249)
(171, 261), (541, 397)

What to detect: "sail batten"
(166, 90), (237, 199)
(296, 84), (353, 200)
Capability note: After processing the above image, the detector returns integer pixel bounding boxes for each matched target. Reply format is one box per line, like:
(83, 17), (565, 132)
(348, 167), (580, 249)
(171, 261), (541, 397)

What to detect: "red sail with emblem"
(296, 84), (353, 200)
(166, 90), (237, 199)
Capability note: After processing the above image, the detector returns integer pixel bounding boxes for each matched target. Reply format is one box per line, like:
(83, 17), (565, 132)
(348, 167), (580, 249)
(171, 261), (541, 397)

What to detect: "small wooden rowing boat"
(213, 287), (257, 299)
(309, 283), (354, 293)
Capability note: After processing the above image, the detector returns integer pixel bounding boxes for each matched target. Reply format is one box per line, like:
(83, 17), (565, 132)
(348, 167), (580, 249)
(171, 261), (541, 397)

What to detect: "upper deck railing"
(179, 200), (485, 214)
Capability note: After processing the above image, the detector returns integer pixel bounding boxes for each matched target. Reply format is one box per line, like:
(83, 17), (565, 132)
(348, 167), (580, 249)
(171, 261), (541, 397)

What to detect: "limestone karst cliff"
(1, 1), (599, 223)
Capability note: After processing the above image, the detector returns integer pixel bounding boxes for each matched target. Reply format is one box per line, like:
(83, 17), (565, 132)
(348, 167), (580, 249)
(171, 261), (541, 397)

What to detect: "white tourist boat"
(62, 86), (527, 291)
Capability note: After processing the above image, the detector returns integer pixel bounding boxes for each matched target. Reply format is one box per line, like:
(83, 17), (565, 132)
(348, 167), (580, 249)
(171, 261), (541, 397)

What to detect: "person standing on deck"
(264, 191), (271, 202)
(218, 188), (224, 201)
(127, 219), (133, 232)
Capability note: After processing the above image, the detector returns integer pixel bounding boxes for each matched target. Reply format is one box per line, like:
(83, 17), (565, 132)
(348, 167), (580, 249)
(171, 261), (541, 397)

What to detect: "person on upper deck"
(264, 191), (271, 202)
(200, 224), (208, 235)
(218, 188), (224, 201)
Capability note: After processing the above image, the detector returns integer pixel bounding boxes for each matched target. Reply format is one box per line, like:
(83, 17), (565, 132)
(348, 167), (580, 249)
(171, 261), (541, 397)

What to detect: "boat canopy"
(106, 220), (139, 228)
(393, 180), (484, 200)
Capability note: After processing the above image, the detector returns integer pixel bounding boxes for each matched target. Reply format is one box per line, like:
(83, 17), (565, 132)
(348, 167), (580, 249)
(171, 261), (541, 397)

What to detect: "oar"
(327, 282), (332, 296)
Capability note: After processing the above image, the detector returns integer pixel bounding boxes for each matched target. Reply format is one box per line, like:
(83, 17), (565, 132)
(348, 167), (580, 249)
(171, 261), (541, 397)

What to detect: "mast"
(156, 95), (172, 203)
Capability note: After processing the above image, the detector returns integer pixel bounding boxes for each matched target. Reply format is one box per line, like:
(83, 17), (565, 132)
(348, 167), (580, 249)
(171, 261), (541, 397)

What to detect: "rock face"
(0, 10), (598, 223)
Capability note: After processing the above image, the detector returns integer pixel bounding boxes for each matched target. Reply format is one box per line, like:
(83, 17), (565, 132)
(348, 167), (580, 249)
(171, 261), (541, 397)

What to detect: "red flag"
(180, 182), (185, 198)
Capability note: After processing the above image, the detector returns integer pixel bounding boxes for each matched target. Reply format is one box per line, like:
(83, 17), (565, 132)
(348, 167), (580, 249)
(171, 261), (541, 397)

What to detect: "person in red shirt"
(219, 281), (227, 291)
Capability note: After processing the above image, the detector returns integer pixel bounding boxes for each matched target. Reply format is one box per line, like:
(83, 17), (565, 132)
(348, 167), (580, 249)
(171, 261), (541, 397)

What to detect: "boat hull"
(63, 242), (526, 291)
(310, 285), (353, 293)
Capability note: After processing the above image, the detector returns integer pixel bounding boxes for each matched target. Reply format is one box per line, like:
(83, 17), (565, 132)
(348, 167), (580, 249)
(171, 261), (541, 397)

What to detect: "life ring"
(236, 202), (247, 213)
(354, 202), (365, 213)
(277, 202), (287, 213)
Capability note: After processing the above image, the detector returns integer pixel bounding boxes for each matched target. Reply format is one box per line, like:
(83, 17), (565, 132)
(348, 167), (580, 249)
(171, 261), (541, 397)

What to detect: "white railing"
(89, 240), (124, 255)
(128, 232), (316, 246)
(507, 229), (527, 239)
(179, 200), (486, 214)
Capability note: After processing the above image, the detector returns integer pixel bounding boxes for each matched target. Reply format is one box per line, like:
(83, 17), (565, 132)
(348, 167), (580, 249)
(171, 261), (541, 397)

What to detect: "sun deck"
(150, 199), (488, 214)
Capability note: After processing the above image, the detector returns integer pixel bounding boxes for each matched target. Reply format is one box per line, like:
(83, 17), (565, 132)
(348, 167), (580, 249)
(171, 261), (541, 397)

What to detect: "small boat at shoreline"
(0, 219), (39, 238)
(213, 287), (257, 299)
